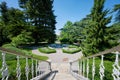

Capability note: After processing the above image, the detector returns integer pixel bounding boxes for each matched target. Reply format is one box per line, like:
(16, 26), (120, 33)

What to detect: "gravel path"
(32, 48), (83, 63)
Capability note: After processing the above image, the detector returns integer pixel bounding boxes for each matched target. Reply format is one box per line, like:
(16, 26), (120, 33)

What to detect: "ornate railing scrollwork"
(69, 45), (120, 80)
(0, 47), (52, 80)
(16, 56), (21, 80)
(99, 55), (105, 80)
(0, 53), (9, 80)
(112, 51), (120, 80)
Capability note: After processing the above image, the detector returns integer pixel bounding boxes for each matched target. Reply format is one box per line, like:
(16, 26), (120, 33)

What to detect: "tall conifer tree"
(82, 0), (112, 55)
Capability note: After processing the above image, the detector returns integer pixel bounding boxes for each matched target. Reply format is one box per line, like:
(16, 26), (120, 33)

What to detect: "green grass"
(38, 47), (56, 54)
(0, 44), (49, 80)
(0, 58), (35, 80)
(62, 47), (81, 54)
(1, 44), (48, 60)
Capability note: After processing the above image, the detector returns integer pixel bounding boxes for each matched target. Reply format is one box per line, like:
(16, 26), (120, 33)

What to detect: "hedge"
(38, 47), (56, 54)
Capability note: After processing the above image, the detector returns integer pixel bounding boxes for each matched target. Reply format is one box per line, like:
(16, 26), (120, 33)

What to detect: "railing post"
(99, 55), (105, 80)
(35, 60), (38, 76)
(78, 60), (81, 74)
(31, 59), (34, 78)
(112, 51), (120, 80)
(92, 57), (95, 80)
(37, 61), (41, 75)
(25, 57), (29, 80)
(80, 60), (83, 75)
(69, 60), (73, 74)
(86, 59), (89, 78)
(70, 62), (72, 73)
(0, 53), (9, 80)
(48, 60), (52, 72)
(83, 60), (85, 76)
(16, 56), (21, 80)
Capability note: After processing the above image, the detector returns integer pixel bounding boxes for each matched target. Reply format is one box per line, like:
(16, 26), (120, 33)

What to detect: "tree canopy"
(0, 0), (56, 46)
(59, 0), (120, 56)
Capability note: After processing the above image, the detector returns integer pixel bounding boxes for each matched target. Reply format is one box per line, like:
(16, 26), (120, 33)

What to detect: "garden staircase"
(0, 44), (120, 80)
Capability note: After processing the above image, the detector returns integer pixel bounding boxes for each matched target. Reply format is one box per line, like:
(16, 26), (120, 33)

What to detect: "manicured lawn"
(1, 44), (48, 60)
(0, 44), (49, 80)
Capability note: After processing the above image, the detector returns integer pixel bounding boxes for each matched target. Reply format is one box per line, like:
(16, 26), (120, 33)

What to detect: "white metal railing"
(0, 47), (51, 80)
(70, 45), (120, 80)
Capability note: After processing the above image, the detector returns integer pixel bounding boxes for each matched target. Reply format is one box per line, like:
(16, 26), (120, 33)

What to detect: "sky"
(0, 0), (120, 35)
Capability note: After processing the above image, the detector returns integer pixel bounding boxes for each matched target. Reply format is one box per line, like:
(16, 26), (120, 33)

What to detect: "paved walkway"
(32, 48), (83, 63)
(32, 48), (83, 80)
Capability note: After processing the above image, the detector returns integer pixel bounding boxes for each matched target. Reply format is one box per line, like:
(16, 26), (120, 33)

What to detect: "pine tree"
(18, 0), (56, 44)
(82, 0), (112, 55)
(0, 2), (9, 25)
(113, 4), (120, 22)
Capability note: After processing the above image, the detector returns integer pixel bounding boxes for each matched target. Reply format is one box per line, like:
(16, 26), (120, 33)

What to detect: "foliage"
(62, 47), (81, 54)
(59, 17), (91, 44)
(0, 2), (10, 46)
(38, 47), (56, 54)
(107, 23), (120, 41)
(11, 31), (33, 47)
(113, 4), (120, 22)
(0, 0), (56, 46)
(19, 0), (56, 44)
(59, 21), (73, 43)
(81, 0), (112, 56)
(0, 2), (9, 25)
(2, 44), (48, 60)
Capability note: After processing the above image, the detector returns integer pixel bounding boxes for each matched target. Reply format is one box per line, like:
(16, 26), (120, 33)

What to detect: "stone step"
(49, 63), (76, 80)
(53, 73), (76, 80)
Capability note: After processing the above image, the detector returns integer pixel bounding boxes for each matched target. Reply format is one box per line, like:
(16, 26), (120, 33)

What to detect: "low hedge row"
(38, 47), (56, 54)
(62, 47), (81, 54)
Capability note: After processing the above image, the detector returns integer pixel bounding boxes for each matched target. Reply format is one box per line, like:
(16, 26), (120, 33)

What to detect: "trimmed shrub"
(38, 47), (56, 54)
(62, 47), (81, 54)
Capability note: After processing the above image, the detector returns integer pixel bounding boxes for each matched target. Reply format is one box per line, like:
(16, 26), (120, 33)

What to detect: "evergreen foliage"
(0, 0), (56, 46)
(19, 0), (56, 44)
(82, 0), (112, 55)
(113, 4), (120, 22)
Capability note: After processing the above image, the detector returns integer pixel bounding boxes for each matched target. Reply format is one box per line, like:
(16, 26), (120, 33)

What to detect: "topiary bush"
(38, 47), (56, 54)
(62, 47), (81, 54)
